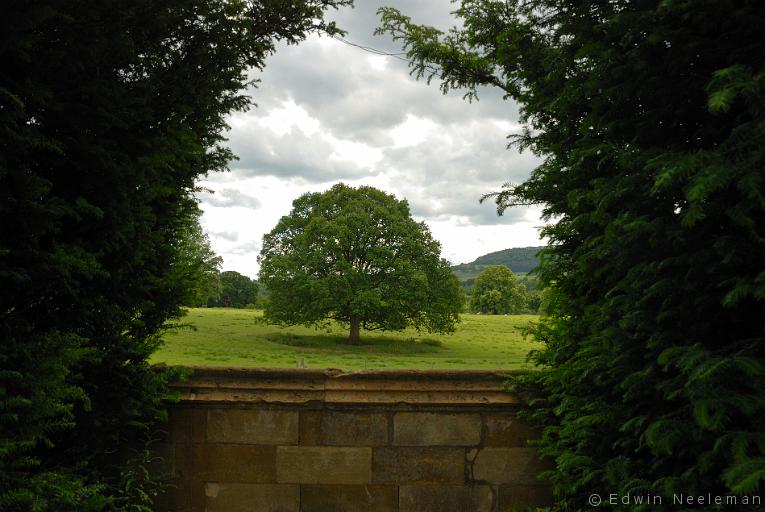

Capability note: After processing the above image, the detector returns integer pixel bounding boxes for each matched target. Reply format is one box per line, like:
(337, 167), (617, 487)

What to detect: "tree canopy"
(470, 265), (527, 314)
(0, 0), (350, 508)
(378, 0), (765, 508)
(258, 183), (463, 344)
(177, 209), (224, 308)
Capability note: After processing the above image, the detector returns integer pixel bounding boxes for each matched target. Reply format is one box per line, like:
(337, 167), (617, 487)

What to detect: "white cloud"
(367, 55), (388, 71)
(197, 0), (546, 278)
(326, 135), (383, 168)
(254, 99), (320, 137)
(390, 114), (438, 148)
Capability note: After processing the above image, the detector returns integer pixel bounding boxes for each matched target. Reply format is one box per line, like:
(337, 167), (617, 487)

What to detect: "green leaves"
(724, 459), (765, 495)
(376, 6), (512, 99)
(470, 264), (528, 314)
(706, 65), (760, 114)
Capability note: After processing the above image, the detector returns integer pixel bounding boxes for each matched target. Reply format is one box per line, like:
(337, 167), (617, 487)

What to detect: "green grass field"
(151, 308), (541, 370)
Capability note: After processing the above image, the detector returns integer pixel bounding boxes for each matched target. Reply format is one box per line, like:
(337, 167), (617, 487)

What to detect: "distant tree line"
(205, 270), (260, 308)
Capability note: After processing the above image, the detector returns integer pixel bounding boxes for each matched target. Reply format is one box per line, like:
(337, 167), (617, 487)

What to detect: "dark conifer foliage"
(0, 0), (349, 509)
(378, 0), (765, 509)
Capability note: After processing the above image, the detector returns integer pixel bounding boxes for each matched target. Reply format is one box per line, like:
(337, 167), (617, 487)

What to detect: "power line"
(330, 34), (508, 96)
(330, 35), (408, 57)
(330, 35), (444, 76)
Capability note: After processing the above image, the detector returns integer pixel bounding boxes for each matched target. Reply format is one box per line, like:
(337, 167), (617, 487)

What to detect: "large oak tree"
(258, 183), (463, 344)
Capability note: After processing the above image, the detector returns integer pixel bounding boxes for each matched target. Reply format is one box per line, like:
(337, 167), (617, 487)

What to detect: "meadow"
(152, 308), (542, 370)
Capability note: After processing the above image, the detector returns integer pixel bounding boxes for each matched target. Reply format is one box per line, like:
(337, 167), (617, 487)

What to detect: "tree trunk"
(348, 316), (361, 345)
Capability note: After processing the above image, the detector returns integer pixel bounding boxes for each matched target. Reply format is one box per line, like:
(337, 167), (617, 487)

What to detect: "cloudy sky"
(198, 0), (545, 278)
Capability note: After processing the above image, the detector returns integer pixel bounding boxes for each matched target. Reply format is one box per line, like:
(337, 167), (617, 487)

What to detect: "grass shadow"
(264, 332), (443, 355)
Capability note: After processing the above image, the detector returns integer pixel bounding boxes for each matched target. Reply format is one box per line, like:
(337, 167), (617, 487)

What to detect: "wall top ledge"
(167, 366), (524, 407)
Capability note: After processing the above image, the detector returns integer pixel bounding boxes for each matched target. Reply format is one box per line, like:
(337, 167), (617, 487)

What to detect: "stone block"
(498, 484), (554, 511)
(394, 412), (481, 446)
(174, 442), (194, 480)
(176, 443), (276, 483)
(300, 410), (388, 446)
(472, 447), (544, 484)
(373, 447), (464, 484)
(301, 485), (398, 512)
(167, 408), (206, 444)
(298, 411), (322, 445)
(276, 446), (372, 484)
(484, 415), (538, 447)
(399, 485), (494, 512)
(207, 408), (298, 445)
(204, 483), (299, 512)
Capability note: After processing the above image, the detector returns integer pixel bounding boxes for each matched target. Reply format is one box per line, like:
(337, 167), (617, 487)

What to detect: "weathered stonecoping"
(169, 367), (523, 408)
(157, 368), (550, 511)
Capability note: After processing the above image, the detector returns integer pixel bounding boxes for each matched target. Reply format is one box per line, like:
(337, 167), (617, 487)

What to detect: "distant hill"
(451, 246), (544, 285)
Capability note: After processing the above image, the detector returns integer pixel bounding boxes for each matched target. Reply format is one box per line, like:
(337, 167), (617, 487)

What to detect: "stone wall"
(154, 368), (551, 512)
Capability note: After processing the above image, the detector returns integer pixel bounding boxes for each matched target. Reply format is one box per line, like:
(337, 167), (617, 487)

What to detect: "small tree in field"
(470, 265), (527, 314)
(258, 183), (463, 344)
